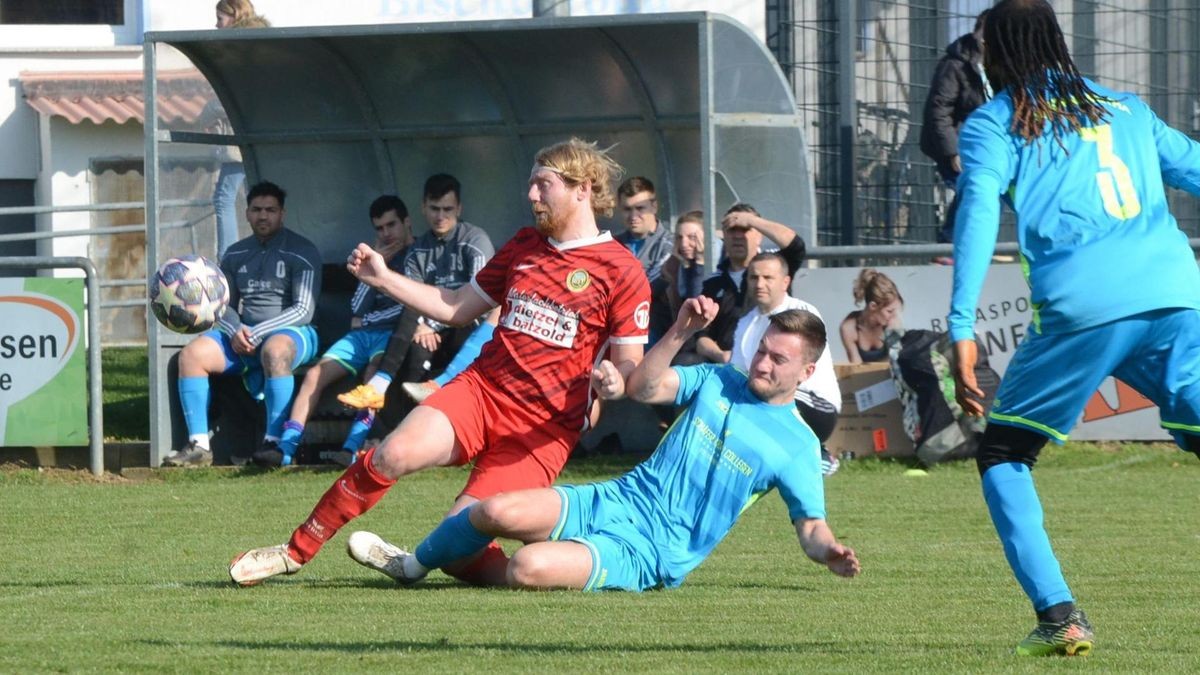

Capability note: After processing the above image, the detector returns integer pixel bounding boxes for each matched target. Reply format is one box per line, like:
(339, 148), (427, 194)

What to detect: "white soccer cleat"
(229, 544), (303, 587)
(347, 531), (426, 585)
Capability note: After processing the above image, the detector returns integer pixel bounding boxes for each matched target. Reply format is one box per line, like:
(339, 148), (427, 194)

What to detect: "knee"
(179, 339), (218, 375)
(472, 494), (522, 536)
(506, 548), (552, 589)
(369, 437), (409, 480)
(975, 424), (1049, 476)
(260, 340), (296, 375)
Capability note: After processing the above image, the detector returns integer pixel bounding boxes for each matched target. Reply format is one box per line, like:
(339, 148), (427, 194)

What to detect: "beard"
(533, 207), (566, 237)
(747, 374), (789, 403)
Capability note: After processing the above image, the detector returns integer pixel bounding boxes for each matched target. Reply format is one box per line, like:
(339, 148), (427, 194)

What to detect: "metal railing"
(0, 198), (211, 312)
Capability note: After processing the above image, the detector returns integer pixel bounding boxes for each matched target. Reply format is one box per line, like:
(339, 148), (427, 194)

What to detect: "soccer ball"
(149, 255), (230, 334)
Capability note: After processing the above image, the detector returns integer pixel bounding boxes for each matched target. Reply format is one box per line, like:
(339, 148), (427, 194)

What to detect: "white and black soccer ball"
(149, 255), (230, 334)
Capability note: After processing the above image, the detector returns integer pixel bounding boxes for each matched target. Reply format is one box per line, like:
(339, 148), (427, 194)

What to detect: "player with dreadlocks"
(949, 0), (1200, 657)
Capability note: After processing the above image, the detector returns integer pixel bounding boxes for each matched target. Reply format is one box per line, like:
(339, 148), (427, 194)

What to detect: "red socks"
(287, 447), (396, 563)
(445, 541), (510, 587)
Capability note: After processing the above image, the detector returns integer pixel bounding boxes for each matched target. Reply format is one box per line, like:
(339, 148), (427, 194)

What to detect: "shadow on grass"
(104, 394), (150, 441)
(137, 636), (856, 656)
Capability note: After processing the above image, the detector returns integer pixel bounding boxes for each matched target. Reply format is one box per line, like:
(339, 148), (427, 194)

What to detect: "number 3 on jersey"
(1079, 124), (1141, 220)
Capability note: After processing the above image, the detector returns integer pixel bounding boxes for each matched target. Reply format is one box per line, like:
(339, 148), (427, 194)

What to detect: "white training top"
(730, 296), (842, 413)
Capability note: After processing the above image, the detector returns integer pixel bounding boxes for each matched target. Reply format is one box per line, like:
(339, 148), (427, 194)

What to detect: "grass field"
(2, 444), (1198, 672)
(101, 346), (150, 442)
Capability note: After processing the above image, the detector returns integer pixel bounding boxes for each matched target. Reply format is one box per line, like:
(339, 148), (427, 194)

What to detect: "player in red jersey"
(230, 138), (651, 587)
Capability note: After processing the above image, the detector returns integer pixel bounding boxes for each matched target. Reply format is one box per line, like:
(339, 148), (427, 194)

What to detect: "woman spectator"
(207, 1), (270, 256)
(840, 268), (903, 363)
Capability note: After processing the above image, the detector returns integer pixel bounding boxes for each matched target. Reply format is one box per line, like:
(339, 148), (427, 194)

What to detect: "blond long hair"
(533, 138), (624, 217)
(215, 0), (270, 28)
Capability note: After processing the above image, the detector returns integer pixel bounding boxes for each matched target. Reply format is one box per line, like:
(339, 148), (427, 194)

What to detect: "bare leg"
(507, 541), (594, 590)
(289, 359), (350, 426)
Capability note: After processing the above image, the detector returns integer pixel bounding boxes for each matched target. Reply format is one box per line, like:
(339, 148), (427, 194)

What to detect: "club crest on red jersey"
(634, 300), (651, 330)
(566, 269), (591, 293)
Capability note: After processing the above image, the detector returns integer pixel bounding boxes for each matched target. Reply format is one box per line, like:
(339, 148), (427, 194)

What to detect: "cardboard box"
(827, 362), (914, 458)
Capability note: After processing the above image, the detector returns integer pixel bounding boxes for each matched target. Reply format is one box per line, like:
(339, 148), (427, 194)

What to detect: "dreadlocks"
(983, 0), (1109, 147)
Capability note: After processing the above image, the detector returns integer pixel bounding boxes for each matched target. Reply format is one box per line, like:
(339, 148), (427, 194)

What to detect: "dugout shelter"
(143, 13), (816, 464)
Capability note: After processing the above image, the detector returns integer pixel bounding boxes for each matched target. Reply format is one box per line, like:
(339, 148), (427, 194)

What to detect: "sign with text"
(794, 264), (1168, 442)
(0, 279), (87, 446)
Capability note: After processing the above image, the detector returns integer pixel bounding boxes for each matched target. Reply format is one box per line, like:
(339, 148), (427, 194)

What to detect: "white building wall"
(0, 49), (141, 180)
(0, 0), (765, 273)
(44, 118), (144, 261)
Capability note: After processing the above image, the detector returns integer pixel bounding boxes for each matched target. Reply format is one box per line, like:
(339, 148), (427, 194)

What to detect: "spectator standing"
(615, 177), (674, 344)
(920, 9), (991, 245)
(696, 204), (806, 364)
(208, 0), (270, 256)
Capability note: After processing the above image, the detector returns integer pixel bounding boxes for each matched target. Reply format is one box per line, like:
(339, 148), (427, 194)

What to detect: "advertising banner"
(0, 278), (87, 446)
(794, 264), (1168, 442)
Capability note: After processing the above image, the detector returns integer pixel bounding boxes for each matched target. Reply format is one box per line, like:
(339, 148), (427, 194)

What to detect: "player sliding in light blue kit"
(344, 297), (860, 591)
(949, 0), (1200, 657)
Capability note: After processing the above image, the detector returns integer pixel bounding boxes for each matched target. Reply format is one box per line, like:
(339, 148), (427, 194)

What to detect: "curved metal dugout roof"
(144, 12), (815, 260)
(143, 13), (815, 464)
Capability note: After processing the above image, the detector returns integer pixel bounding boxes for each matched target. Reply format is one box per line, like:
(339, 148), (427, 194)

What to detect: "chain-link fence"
(769, 0), (1200, 251)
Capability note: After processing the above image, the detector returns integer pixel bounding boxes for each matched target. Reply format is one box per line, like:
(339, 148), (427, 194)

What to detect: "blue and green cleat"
(1016, 608), (1094, 656)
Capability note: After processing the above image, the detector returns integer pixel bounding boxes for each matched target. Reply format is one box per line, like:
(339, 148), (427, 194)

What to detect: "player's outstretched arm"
(627, 296), (718, 404)
(794, 518), (860, 578)
(347, 243), (490, 326)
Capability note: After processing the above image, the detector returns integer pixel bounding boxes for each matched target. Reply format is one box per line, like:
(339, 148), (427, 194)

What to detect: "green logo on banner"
(0, 278), (87, 446)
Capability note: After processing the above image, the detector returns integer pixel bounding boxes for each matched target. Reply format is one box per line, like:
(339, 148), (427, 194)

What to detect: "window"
(0, 179), (36, 273)
(0, 0), (123, 24)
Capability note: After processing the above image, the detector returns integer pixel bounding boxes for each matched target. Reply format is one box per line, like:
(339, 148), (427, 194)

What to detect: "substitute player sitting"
(254, 195), (414, 468)
(346, 299), (860, 591)
(229, 138), (651, 587)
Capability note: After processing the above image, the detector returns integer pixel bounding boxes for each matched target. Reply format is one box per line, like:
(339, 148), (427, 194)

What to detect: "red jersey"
(468, 227), (651, 428)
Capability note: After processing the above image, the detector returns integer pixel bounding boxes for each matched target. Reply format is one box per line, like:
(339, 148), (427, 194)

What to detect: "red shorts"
(422, 368), (579, 500)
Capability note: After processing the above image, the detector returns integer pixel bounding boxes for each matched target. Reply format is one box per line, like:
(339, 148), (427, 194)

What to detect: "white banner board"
(793, 264), (1168, 442)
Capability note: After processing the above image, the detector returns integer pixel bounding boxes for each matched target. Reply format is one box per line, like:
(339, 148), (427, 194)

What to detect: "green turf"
(101, 346), (150, 441)
(2, 445), (1198, 672)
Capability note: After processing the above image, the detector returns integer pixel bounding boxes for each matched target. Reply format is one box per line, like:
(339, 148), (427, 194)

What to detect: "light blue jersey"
(557, 364), (825, 590)
(950, 79), (1200, 341)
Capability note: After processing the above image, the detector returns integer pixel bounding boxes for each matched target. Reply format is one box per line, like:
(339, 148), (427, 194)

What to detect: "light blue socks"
(982, 462), (1074, 611)
(414, 507), (495, 570)
(178, 376), (210, 442)
(263, 375), (295, 439)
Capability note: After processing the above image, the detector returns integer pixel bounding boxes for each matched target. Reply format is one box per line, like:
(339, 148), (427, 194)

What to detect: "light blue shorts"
(200, 325), (319, 398)
(990, 308), (1200, 446)
(320, 327), (390, 377)
(550, 484), (661, 592)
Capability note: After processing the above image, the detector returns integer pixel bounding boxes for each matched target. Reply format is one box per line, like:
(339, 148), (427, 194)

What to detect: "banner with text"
(0, 279), (87, 446)
(793, 265), (1167, 441)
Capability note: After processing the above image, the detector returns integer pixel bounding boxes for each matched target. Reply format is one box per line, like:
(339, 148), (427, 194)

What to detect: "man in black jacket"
(920, 9), (991, 244)
(695, 204), (806, 364)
